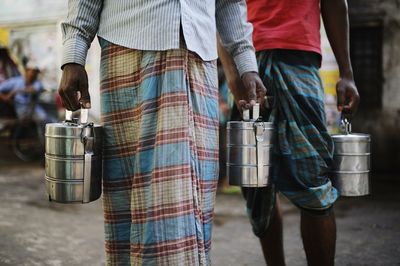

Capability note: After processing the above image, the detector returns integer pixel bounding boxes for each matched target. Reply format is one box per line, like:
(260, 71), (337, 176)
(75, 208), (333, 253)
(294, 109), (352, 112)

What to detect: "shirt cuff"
(61, 37), (90, 68)
(233, 50), (258, 76)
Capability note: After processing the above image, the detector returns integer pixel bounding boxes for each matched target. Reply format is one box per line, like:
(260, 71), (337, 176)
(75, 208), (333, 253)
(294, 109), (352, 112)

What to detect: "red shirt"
(246, 0), (321, 54)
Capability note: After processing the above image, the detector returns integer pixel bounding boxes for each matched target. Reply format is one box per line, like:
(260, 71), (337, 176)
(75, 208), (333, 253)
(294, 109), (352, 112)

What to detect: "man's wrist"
(339, 68), (354, 80)
(62, 63), (85, 70)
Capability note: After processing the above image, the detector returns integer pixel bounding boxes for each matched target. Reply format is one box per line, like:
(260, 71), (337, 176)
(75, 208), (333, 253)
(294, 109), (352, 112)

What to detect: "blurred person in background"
(0, 61), (54, 127)
(218, 0), (360, 265)
(0, 47), (20, 118)
(58, 0), (266, 265)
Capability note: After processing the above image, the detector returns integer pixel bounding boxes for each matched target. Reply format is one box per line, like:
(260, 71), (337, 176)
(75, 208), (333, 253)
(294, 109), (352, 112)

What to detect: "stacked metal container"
(44, 109), (103, 203)
(226, 104), (274, 187)
(331, 117), (371, 196)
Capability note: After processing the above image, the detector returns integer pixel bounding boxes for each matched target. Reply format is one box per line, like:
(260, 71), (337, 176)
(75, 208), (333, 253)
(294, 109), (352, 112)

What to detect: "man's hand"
(58, 63), (90, 111)
(1, 91), (18, 103)
(238, 72), (267, 110)
(336, 77), (360, 114)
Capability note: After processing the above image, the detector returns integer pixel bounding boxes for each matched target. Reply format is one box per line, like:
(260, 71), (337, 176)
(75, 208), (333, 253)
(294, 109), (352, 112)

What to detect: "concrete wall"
(349, 0), (400, 172)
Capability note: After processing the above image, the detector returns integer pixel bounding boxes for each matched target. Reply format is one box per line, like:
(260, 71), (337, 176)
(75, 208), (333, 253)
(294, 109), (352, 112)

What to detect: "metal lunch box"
(331, 117), (371, 196)
(44, 109), (103, 203)
(226, 104), (274, 187)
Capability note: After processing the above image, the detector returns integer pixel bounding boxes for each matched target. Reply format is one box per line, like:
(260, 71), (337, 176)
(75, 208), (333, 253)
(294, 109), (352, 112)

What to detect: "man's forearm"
(321, 0), (353, 79)
(217, 39), (247, 104)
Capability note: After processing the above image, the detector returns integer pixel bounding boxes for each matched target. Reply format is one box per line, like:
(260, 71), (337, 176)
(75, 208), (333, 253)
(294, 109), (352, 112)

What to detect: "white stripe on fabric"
(61, 0), (257, 75)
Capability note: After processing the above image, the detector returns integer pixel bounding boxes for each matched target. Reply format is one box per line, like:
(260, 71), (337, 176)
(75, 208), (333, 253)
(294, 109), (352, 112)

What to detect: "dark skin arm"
(217, 39), (246, 109)
(321, 0), (360, 114)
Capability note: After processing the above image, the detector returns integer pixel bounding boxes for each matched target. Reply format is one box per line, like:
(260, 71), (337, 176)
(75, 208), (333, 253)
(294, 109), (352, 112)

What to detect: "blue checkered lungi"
(99, 38), (219, 265)
(241, 49), (338, 237)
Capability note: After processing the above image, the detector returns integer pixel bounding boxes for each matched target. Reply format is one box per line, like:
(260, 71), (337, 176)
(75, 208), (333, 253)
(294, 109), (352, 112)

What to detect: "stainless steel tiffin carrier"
(226, 104), (274, 187)
(44, 109), (103, 203)
(330, 115), (371, 196)
(226, 103), (371, 196)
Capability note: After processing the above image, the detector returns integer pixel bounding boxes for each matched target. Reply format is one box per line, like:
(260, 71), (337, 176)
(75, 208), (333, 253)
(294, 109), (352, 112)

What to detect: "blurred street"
(1, 1), (400, 266)
(0, 156), (399, 266)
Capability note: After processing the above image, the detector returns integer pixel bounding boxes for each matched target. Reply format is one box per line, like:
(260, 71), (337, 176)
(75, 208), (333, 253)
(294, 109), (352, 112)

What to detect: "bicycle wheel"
(11, 121), (44, 162)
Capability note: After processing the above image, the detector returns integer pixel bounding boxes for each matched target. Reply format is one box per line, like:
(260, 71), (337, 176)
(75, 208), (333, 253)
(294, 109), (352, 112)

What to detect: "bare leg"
(300, 210), (336, 266)
(259, 195), (286, 266)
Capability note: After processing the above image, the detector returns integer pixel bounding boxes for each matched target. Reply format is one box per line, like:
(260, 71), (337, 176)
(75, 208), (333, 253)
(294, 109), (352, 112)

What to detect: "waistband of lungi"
(257, 49), (322, 69)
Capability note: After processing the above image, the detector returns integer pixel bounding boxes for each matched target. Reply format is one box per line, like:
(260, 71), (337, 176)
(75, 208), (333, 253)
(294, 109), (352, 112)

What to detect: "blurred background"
(0, 0), (399, 265)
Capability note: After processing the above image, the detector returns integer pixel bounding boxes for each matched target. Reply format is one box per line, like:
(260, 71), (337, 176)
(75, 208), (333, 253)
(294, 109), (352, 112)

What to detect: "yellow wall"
(0, 28), (10, 46)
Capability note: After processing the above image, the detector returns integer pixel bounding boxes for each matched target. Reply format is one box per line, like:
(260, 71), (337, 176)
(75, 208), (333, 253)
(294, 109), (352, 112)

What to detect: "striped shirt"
(61, 0), (258, 76)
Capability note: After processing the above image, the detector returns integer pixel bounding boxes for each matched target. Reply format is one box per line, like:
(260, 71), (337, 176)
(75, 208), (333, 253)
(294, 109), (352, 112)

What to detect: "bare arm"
(321, 0), (360, 114)
(217, 37), (246, 109)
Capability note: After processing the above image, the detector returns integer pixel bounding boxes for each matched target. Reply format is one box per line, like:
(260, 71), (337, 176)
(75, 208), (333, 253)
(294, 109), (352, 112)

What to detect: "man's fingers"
(79, 87), (91, 109)
(65, 87), (80, 111)
(239, 99), (251, 110)
(336, 87), (345, 112)
(255, 80), (267, 111)
(58, 87), (72, 111)
(247, 81), (257, 102)
(346, 92), (360, 114)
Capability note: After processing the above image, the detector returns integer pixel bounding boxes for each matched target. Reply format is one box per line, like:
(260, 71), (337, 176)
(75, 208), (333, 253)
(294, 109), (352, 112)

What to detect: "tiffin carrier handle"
(65, 108), (89, 125)
(341, 112), (352, 135)
(243, 103), (261, 122)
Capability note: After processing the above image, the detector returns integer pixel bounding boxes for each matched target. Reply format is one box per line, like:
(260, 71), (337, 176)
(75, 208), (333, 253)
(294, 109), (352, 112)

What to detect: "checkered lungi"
(99, 38), (219, 265)
(240, 49), (339, 237)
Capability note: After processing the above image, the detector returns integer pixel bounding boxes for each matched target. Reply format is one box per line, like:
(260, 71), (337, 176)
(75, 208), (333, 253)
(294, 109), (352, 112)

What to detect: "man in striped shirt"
(58, 0), (265, 265)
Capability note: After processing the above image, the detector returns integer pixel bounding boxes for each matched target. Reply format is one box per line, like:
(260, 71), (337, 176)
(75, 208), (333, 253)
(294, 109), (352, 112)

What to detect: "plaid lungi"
(99, 38), (219, 265)
(241, 50), (338, 237)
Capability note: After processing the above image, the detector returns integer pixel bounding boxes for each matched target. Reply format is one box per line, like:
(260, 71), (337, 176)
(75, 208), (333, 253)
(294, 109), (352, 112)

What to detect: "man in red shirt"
(219, 0), (360, 265)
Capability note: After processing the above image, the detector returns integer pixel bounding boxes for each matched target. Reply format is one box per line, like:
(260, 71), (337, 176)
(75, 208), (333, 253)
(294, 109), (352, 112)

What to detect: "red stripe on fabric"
(104, 211), (132, 223)
(196, 147), (219, 161)
(103, 179), (133, 192)
(193, 113), (219, 129)
(103, 142), (139, 159)
(132, 200), (194, 223)
(102, 93), (188, 123)
(101, 44), (133, 59)
(105, 240), (131, 254)
(202, 211), (216, 224)
(190, 79), (218, 99)
(155, 129), (188, 145)
(103, 131), (190, 159)
(132, 165), (192, 188)
(101, 58), (186, 92)
(131, 236), (198, 258)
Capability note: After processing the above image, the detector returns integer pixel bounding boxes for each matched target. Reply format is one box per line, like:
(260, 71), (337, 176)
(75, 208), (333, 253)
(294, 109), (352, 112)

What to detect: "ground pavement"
(0, 159), (399, 266)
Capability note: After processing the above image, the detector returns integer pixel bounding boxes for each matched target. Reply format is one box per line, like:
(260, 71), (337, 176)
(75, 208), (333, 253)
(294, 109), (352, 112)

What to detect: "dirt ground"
(0, 158), (399, 266)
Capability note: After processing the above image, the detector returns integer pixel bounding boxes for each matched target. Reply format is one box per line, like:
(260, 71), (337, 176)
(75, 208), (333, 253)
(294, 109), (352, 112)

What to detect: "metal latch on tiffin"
(253, 103), (266, 187)
(77, 109), (94, 204)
